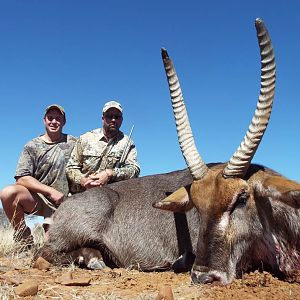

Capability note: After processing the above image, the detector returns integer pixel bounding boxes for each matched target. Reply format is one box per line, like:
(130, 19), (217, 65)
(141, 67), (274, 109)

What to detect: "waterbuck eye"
(236, 192), (249, 207)
(230, 191), (249, 214)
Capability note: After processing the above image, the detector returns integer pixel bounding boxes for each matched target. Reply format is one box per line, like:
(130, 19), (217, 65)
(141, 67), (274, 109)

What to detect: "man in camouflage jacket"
(66, 100), (140, 194)
(0, 104), (76, 241)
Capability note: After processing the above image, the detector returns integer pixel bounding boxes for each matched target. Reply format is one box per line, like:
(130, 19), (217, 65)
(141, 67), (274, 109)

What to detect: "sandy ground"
(0, 254), (300, 299)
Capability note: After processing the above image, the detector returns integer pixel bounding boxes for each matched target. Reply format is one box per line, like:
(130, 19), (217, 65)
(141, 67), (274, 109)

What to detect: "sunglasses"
(104, 114), (122, 120)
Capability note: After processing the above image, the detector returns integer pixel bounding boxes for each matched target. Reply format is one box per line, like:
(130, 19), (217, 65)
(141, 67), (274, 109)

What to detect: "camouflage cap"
(45, 104), (66, 118)
(102, 101), (123, 114)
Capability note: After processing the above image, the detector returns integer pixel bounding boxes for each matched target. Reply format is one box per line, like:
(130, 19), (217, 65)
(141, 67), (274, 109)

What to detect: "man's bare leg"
(1, 184), (38, 240)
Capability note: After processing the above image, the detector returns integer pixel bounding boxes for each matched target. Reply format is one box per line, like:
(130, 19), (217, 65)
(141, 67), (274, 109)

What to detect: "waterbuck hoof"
(87, 258), (106, 270)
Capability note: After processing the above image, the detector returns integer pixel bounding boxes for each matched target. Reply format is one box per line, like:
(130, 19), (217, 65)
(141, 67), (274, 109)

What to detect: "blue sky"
(1, 0), (300, 196)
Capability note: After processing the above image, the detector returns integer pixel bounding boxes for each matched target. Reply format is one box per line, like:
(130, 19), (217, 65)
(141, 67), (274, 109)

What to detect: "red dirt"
(1, 255), (300, 299)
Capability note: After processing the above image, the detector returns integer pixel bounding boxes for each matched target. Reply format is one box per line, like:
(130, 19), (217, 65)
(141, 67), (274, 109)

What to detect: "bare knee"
(0, 185), (19, 205)
(1, 184), (35, 214)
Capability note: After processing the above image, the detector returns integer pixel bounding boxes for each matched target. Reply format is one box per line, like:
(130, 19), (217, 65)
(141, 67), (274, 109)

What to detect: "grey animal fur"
(37, 168), (210, 271)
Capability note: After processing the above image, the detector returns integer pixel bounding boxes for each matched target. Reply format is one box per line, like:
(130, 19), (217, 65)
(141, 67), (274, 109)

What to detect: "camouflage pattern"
(66, 128), (140, 193)
(15, 134), (77, 196)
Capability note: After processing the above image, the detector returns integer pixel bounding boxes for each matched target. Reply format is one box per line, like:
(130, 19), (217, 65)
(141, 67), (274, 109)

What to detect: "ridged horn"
(223, 18), (276, 178)
(162, 48), (209, 180)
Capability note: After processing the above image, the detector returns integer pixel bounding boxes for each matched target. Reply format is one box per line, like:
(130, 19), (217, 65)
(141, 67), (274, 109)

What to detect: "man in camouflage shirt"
(66, 100), (140, 193)
(0, 104), (76, 241)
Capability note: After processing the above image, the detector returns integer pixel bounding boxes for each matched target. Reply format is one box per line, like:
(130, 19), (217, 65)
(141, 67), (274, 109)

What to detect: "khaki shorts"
(28, 192), (57, 225)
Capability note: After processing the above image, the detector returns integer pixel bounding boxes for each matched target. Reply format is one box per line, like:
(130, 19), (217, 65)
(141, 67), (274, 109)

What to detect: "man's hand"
(47, 188), (65, 206)
(80, 170), (112, 189)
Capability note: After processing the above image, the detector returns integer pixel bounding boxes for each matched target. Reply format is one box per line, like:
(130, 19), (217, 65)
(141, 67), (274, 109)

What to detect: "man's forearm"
(112, 164), (140, 182)
(66, 168), (84, 185)
(16, 176), (54, 196)
(66, 168), (86, 193)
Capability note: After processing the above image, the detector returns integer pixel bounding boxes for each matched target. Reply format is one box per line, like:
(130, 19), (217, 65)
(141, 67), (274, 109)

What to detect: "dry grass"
(0, 282), (15, 300)
(0, 221), (45, 267)
(0, 210), (45, 252)
(31, 222), (46, 247)
(0, 224), (16, 257)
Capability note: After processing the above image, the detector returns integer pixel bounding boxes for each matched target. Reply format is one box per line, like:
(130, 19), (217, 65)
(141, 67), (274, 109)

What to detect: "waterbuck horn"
(162, 48), (209, 180)
(223, 18), (276, 178)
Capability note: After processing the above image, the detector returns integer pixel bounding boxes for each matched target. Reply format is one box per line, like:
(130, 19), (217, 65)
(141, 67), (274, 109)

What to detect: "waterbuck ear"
(152, 187), (194, 212)
(258, 176), (300, 208)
